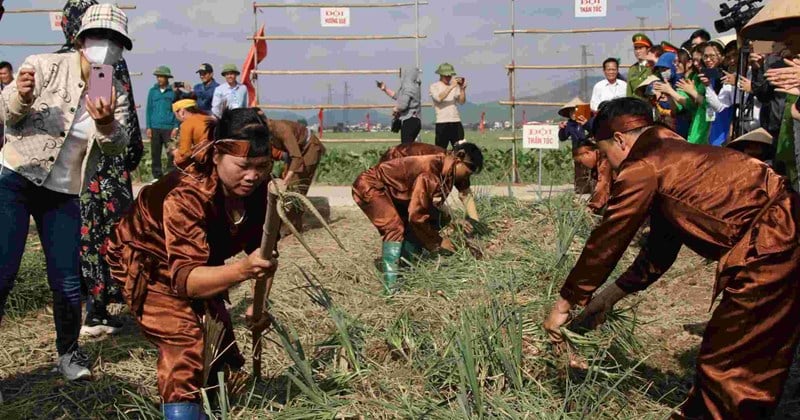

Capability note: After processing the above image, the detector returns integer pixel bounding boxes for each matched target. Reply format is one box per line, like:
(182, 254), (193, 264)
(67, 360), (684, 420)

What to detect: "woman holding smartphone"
(377, 67), (423, 144)
(0, 3), (132, 381)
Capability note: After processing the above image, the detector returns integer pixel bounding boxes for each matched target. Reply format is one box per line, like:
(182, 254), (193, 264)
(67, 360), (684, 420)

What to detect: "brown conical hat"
(726, 128), (774, 148)
(558, 97), (587, 118)
(741, 0), (800, 41)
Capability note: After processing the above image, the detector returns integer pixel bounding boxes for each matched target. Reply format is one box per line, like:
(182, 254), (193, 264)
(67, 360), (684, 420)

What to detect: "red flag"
(318, 108), (324, 138)
(366, 113), (371, 132)
(242, 24), (268, 107)
(479, 112), (486, 134)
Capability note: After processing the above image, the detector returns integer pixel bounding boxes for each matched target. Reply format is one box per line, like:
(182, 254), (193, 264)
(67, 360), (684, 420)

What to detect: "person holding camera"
(378, 67), (422, 144)
(0, 3), (132, 381)
(147, 65), (179, 180)
(429, 63), (467, 149)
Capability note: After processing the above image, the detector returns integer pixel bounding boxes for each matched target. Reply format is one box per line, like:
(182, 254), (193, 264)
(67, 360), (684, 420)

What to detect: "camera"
(714, 0), (763, 33)
(174, 81), (184, 89)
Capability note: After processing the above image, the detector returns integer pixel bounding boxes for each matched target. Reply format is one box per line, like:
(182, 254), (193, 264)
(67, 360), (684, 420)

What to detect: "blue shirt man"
(192, 63), (218, 113)
(211, 64), (249, 119)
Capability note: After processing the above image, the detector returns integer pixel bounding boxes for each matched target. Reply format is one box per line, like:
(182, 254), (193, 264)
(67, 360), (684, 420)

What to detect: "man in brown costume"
(352, 143), (483, 293)
(106, 108), (277, 419)
(543, 97), (800, 419)
(264, 117), (325, 232)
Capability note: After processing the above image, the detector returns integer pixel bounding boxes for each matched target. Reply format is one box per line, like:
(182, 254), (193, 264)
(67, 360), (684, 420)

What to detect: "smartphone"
(701, 67), (722, 82)
(457, 77), (466, 85)
(174, 81), (184, 89)
(87, 64), (113, 104)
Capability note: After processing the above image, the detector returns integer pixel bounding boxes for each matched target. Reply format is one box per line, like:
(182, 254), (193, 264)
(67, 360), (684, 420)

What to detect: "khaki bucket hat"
(741, 0), (800, 42)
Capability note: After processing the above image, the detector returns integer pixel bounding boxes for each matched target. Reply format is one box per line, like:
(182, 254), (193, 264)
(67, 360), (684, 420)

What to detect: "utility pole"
(580, 45), (593, 100)
(636, 16), (647, 28)
(343, 81), (351, 126)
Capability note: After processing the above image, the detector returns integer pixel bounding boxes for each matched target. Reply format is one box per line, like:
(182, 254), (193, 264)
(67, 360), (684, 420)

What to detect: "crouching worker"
(106, 108), (277, 418)
(379, 142), (482, 224)
(543, 97), (800, 419)
(263, 116), (325, 233)
(572, 139), (614, 214)
(353, 143), (484, 293)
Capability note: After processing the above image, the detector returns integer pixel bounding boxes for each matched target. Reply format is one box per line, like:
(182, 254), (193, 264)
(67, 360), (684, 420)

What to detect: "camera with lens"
(714, 0), (763, 33)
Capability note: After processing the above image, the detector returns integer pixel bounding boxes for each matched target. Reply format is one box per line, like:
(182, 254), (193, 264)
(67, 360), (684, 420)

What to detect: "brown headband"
(214, 139), (260, 158)
(593, 115), (653, 142)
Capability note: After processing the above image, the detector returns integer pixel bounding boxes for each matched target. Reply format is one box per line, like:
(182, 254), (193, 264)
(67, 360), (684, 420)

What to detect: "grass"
(0, 192), (743, 419)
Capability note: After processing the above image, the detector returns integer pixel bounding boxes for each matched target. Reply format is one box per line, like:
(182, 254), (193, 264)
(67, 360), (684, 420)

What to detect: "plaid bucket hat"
(75, 4), (133, 50)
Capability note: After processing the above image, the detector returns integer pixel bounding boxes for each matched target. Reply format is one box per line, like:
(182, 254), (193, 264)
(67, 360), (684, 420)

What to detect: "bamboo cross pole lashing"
(251, 179), (284, 379)
(250, 35), (426, 41)
(255, 69), (400, 76)
(493, 25), (700, 35)
(254, 1), (428, 7)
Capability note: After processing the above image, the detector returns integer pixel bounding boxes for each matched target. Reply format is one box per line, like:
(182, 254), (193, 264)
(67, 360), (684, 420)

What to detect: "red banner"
(242, 24), (267, 107)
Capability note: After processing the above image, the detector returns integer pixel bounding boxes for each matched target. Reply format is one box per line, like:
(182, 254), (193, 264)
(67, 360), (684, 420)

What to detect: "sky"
(0, 0), (735, 121)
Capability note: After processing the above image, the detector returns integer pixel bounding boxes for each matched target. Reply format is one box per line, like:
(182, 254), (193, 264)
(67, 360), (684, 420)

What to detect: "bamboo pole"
(493, 25), (700, 35)
(0, 42), (63, 47)
(254, 69), (400, 75)
(254, 1), (428, 7)
(259, 103), (433, 110)
(4, 5), (137, 13)
(249, 35), (426, 41)
(499, 101), (563, 107)
(506, 64), (636, 70)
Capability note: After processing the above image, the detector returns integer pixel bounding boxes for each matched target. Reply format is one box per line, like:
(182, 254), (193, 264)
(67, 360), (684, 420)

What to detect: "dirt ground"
(0, 206), (797, 418)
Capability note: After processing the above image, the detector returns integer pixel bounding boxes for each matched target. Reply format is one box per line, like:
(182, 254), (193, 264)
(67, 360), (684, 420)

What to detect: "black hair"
(690, 29), (711, 43)
(649, 45), (663, 58)
(453, 142), (484, 174)
(574, 139), (597, 152)
(0, 61), (12, 72)
(704, 41), (725, 57)
(213, 108), (271, 157)
(692, 43), (707, 55)
(77, 28), (127, 50)
(602, 57), (620, 70)
(592, 97), (653, 138)
(680, 40), (693, 51)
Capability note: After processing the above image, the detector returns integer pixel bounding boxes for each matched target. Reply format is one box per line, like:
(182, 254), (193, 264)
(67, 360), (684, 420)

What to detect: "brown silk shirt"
(561, 126), (798, 306)
(107, 170), (268, 304)
(268, 119), (325, 173)
(358, 154), (458, 249)
(378, 143), (471, 192)
(587, 156), (613, 213)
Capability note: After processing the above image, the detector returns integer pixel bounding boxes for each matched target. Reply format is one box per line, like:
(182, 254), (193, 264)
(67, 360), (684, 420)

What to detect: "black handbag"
(391, 118), (402, 133)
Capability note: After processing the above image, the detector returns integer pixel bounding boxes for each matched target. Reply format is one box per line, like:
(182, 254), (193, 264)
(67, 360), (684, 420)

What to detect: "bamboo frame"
(499, 101), (562, 107)
(250, 35), (425, 41)
(254, 2), (427, 8)
(5, 5), (136, 13)
(494, 25), (700, 35)
(258, 103), (432, 110)
(254, 69), (399, 76)
(0, 42), (63, 47)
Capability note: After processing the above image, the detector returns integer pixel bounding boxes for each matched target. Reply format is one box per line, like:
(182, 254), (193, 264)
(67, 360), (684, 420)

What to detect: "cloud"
(129, 10), (160, 34)
(461, 49), (507, 66)
(305, 45), (331, 60)
(185, 0), (249, 26)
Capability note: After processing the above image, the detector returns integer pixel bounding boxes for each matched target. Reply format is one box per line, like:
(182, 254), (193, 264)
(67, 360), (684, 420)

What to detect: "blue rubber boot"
(163, 402), (207, 420)
(381, 241), (402, 294)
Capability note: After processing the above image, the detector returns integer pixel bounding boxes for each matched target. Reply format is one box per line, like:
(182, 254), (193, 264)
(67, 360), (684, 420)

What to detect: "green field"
(132, 129), (574, 186)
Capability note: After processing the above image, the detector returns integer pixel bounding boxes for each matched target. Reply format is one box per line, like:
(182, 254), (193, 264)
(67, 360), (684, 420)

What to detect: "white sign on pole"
(522, 124), (560, 150)
(50, 12), (64, 31)
(575, 0), (607, 18)
(321, 7), (350, 27)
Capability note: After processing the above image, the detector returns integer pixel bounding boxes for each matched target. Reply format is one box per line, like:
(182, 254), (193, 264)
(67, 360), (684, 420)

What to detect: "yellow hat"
(172, 99), (197, 113)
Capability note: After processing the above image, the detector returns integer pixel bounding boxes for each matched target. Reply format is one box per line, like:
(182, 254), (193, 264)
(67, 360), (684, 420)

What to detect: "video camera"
(714, 0), (763, 33)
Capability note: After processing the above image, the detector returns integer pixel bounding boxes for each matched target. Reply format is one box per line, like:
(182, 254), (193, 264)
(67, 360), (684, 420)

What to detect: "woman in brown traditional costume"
(543, 97), (800, 419)
(571, 139), (614, 214)
(352, 143), (483, 293)
(106, 108), (277, 419)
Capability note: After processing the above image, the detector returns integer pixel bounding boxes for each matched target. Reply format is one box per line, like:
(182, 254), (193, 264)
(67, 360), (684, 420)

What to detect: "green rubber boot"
(381, 241), (402, 294)
(400, 239), (423, 264)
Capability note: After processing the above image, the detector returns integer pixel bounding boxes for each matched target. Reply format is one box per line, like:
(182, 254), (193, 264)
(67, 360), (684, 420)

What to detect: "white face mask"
(81, 37), (123, 65)
(660, 69), (672, 81)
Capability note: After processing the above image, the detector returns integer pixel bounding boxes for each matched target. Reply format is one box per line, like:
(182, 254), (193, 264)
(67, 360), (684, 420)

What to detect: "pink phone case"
(87, 64), (113, 104)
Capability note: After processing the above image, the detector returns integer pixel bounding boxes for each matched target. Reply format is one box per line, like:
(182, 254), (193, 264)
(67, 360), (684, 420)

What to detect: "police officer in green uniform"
(626, 33), (653, 99)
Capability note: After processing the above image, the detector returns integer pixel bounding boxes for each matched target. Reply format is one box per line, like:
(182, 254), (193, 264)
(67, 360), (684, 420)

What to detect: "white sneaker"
(56, 349), (92, 381)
